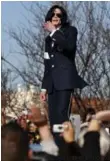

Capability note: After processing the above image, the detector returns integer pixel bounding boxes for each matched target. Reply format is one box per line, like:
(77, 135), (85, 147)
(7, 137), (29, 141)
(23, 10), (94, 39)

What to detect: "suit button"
(52, 38), (56, 41)
(52, 65), (54, 68)
(51, 55), (54, 57)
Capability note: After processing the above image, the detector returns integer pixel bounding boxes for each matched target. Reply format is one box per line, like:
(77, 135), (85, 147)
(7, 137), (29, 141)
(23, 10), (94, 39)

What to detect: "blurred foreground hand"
(88, 119), (100, 132)
(61, 121), (75, 143)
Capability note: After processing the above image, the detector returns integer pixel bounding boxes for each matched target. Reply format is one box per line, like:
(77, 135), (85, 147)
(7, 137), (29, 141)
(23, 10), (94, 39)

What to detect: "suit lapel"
(45, 35), (52, 53)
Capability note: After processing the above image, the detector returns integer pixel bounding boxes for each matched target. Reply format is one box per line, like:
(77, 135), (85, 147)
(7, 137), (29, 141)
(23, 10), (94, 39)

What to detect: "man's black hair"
(45, 5), (70, 26)
(1, 121), (29, 161)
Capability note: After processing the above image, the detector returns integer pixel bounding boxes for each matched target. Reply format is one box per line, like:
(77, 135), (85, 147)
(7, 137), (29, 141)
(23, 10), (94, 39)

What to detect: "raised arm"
(50, 26), (77, 52)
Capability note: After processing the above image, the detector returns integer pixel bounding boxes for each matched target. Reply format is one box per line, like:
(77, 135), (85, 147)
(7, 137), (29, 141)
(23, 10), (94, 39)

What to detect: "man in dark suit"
(40, 5), (87, 147)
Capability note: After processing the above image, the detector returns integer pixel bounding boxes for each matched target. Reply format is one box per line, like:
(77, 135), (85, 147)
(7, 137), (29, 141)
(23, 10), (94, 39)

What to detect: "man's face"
(51, 8), (62, 27)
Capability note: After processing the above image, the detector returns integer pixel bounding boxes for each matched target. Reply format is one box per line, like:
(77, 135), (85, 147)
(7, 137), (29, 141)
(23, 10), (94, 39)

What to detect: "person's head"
(45, 5), (69, 28)
(1, 121), (29, 161)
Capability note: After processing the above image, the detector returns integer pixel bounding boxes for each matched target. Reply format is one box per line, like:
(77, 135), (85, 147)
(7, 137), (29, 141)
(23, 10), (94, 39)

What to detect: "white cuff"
(50, 29), (57, 37)
(41, 140), (59, 156)
(41, 89), (47, 92)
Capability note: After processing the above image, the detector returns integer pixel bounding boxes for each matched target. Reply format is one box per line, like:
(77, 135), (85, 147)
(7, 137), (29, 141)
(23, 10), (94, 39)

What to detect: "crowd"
(1, 102), (110, 161)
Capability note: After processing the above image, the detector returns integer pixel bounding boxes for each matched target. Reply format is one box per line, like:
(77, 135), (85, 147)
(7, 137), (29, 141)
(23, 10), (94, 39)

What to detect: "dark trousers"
(48, 89), (72, 147)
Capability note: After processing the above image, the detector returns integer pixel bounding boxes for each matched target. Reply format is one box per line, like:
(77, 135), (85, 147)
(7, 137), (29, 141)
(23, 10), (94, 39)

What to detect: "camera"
(53, 124), (68, 133)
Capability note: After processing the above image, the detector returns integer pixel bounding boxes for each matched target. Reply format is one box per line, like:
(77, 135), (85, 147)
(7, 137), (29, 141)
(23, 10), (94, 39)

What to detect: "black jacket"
(42, 25), (88, 93)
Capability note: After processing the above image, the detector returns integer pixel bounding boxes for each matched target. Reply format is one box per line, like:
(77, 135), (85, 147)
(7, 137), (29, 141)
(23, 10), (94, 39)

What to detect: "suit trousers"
(48, 88), (72, 147)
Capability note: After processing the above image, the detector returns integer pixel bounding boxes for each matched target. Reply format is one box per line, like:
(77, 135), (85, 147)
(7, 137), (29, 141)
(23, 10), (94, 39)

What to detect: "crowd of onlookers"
(1, 102), (110, 161)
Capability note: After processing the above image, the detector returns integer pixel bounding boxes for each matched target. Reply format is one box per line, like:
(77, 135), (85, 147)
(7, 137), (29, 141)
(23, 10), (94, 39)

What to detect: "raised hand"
(43, 21), (56, 32)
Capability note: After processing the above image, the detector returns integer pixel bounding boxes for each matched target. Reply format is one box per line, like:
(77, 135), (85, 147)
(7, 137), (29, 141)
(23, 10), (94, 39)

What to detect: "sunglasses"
(52, 13), (62, 18)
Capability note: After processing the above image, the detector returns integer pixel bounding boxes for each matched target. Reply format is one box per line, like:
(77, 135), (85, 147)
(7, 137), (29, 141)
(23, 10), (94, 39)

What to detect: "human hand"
(88, 119), (100, 132)
(39, 124), (53, 141)
(61, 121), (75, 143)
(43, 21), (56, 32)
(95, 110), (110, 121)
(40, 91), (47, 102)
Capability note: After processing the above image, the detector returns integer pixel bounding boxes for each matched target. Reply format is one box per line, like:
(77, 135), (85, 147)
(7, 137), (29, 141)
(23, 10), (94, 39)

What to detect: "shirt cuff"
(41, 140), (59, 156)
(50, 29), (57, 37)
(41, 89), (47, 92)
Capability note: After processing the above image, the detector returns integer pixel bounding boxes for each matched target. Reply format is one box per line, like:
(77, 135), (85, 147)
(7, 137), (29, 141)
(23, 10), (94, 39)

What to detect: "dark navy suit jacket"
(42, 25), (87, 93)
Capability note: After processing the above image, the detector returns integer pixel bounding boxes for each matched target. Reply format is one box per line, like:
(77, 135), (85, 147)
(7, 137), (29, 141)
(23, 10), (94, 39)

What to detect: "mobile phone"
(70, 114), (81, 140)
(53, 124), (68, 133)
